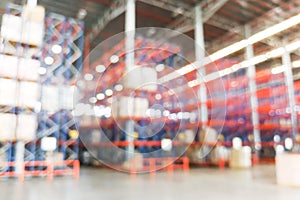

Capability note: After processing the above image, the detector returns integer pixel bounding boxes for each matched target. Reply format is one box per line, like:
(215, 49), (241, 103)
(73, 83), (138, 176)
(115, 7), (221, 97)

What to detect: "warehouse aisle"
(1, 165), (300, 200)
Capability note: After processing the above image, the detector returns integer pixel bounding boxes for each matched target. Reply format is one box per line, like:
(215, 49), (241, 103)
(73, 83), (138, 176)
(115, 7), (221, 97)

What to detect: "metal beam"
(282, 48), (298, 143)
(124, 0), (135, 160)
(138, 0), (192, 17)
(207, 3), (300, 52)
(167, 0), (229, 31)
(195, 4), (208, 128)
(87, 0), (125, 41)
(245, 25), (261, 152)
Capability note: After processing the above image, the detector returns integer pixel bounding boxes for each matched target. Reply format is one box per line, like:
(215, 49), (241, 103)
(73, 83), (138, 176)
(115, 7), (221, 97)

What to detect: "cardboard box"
(0, 79), (17, 106)
(0, 113), (16, 141)
(276, 153), (300, 187)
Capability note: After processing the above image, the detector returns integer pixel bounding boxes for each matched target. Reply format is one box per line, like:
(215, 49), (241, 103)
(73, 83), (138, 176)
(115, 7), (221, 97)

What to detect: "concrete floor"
(0, 165), (300, 200)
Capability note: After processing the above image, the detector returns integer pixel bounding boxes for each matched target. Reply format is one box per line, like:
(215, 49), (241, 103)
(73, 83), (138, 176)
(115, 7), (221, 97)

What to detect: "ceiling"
(1, 0), (300, 69)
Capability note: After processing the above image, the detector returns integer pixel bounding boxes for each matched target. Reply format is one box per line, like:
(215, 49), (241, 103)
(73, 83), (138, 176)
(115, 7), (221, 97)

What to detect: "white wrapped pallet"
(141, 67), (157, 91)
(41, 137), (57, 152)
(1, 13), (44, 46)
(16, 114), (37, 141)
(199, 127), (218, 144)
(18, 58), (40, 81)
(41, 85), (59, 112)
(123, 67), (157, 92)
(1, 14), (22, 44)
(18, 81), (40, 108)
(22, 5), (45, 23)
(0, 79), (17, 106)
(111, 99), (119, 118)
(118, 96), (134, 117)
(184, 129), (195, 143)
(113, 96), (149, 118)
(211, 146), (230, 165)
(60, 86), (76, 110)
(276, 153), (300, 187)
(229, 146), (252, 169)
(0, 113), (17, 141)
(0, 55), (18, 78)
(22, 20), (44, 46)
(134, 97), (149, 117)
(122, 152), (143, 171)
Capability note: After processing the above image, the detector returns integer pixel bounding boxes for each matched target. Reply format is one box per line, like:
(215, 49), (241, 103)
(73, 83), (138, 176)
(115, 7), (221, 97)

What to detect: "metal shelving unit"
(0, 3), (83, 179)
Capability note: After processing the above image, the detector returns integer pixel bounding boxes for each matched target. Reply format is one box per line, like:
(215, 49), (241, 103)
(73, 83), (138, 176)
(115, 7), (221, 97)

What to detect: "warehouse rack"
(79, 47), (300, 169)
(0, 3), (84, 179)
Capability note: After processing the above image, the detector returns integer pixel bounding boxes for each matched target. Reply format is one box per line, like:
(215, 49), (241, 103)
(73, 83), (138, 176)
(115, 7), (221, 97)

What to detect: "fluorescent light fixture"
(248, 13), (300, 44)
(159, 12), (300, 84)
(84, 73), (93, 81)
(286, 40), (300, 52)
(187, 39), (300, 88)
(209, 40), (248, 62)
(271, 65), (286, 74)
(95, 65), (106, 73)
(292, 60), (300, 68)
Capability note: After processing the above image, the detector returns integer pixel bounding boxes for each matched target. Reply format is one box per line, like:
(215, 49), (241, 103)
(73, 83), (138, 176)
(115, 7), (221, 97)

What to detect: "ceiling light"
(114, 84), (123, 91)
(38, 67), (47, 75)
(292, 60), (300, 68)
(110, 55), (119, 63)
(44, 56), (54, 65)
(89, 97), (97, 104)
(159, 13), (300, 84)
(271, 65), (287, 74)
(84, 73), (94, 81)
(51, 44), (62, 54)
(77, 9), (87, 20)
(96, 93), (105, 100)
(155, 64), (165, 72)
(248, 13), (300, 44)
(105, 89), (113, 96)
(95, 65), (106, 73)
